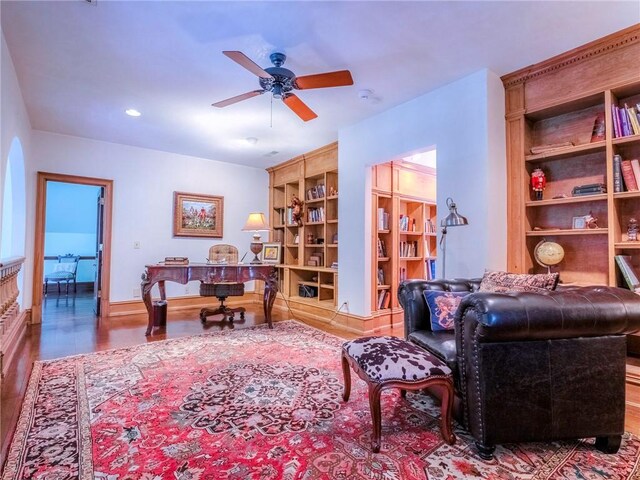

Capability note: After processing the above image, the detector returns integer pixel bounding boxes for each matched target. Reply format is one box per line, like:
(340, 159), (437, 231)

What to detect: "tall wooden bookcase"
(371, 161), (437, 325)
(267, 142), (339, 310)
(502, 25), (640, 347)
(503, 25), (640, 285)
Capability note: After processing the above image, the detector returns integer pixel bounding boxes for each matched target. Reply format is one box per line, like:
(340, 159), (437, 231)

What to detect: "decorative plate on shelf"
(534, 240), (565, 272)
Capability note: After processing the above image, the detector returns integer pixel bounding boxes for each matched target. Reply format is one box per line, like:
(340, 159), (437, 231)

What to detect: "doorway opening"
(32, 172), (113, 324)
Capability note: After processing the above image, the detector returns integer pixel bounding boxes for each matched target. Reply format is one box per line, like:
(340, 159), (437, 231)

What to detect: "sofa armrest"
(398, 278), (481, 339)
(454, 286), (640, 347)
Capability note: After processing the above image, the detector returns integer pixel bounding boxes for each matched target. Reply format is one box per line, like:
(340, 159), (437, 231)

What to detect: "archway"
(1, 137), (26, 258)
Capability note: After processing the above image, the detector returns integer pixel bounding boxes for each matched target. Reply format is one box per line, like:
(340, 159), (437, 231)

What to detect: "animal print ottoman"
(341, 335), (456, 453)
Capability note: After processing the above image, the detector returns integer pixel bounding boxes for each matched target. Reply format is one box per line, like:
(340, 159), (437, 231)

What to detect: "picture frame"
(572, 216), (587, 229)
(173, 192), (224, 238)
(261, 242), (282, 264)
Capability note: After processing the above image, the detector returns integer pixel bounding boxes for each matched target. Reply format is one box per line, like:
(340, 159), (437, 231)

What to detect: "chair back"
(56, 254), (80, 274)
(208, 244), (238, 264)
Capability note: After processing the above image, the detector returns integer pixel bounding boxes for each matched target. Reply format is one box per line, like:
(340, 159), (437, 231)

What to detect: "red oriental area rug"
(3, 320), (640, 479)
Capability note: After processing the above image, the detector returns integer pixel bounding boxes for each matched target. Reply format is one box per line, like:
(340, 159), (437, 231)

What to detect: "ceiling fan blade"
(223, 51), (273, 79)
(212, 90), (264, 108)
(294, 70), (354, 90)
(283, 94), (317, 122)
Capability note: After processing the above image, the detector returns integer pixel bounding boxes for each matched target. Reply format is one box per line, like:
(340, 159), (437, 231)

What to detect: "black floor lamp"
(440, 197), (469, 279)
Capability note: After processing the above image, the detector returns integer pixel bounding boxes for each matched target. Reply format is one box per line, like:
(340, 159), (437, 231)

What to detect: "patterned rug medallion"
(3, 321), (640, 479)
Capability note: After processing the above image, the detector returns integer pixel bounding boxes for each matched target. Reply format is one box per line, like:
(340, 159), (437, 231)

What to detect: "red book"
(621, 160), (638, 191)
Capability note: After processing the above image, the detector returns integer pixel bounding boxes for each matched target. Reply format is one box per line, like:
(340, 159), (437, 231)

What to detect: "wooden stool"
(341, 336), (456, 453)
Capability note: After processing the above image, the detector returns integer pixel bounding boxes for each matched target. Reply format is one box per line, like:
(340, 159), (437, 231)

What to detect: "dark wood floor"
(0, 292), (367, 468)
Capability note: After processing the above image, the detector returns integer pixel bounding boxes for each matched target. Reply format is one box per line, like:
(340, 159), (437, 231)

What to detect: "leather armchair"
(398, 278), (640, 460)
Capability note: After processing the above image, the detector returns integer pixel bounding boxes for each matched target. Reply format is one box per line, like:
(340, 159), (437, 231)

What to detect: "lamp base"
(250, 241), (263, 264)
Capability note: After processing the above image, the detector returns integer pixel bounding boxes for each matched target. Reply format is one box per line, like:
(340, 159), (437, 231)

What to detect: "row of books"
(399, 214), (417, 232)
(613, 155), (640, 192)
(306, 184), (326, 200)
(307, 207), (325, 222)
(615, 255), (640, 293)
(377, 208), (390, 230)
(399, 240), (419, 258)
(377, 267), (385, 285)
(284, 207), (296, 225)
(425, 258), (436, 280)
(612, 103), (640, 138)
(425, 219), (436, 234)
(377, 238), (388, 258)
(376, 289), (391, 309)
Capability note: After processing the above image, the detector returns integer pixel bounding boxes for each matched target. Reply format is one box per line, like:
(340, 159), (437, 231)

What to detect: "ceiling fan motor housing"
(259, 68), (296, 97)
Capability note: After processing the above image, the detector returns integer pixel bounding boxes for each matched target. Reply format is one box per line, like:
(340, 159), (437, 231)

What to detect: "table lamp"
(439, 197), (469, 279)
(242, 212), (270, 264)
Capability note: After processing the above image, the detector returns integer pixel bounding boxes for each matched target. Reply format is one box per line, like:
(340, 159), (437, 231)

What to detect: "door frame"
(32, 172), (114, 323)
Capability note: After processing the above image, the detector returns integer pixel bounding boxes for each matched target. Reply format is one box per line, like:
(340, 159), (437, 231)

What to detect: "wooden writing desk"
(141, 263), (278, 336)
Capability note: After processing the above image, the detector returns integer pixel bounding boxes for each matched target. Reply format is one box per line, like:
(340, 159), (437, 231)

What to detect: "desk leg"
(263, 270), (278, 328)
(141, 271), (154, 336)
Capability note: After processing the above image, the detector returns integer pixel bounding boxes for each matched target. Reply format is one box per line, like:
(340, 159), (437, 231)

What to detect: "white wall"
(27, 131), (269, 303)
(1, 29), (32, 303)
(338, 69), (506, 317)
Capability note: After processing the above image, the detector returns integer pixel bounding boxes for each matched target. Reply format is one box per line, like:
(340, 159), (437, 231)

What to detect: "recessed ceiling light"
(245, 137), (258, 146)
(125, 109), (141, 117)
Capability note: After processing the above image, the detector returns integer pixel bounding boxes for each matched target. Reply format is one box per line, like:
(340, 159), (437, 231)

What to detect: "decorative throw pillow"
(423, 290), (469, 331)
(478, 270), (559, 293)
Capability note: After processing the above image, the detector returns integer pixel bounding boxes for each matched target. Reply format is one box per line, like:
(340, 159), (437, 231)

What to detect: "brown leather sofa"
(398, 278), (640, 460)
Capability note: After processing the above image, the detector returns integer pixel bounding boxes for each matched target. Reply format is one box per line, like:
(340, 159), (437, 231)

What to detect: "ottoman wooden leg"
(341, 351), (351, 401)
(368, 383), (383, 453)
(439, 378), (456, 445)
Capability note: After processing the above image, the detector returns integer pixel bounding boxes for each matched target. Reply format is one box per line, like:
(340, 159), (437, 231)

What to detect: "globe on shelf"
(534, 240), (565, 273)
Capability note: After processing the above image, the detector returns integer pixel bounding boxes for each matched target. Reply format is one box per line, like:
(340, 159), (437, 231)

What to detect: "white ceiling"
(2, 1), (638, 168)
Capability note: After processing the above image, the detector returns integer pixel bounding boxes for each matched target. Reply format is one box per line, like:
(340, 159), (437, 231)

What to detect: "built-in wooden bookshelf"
(502, 25), (640, 340)
(267, 142), (339, 312)
(371, 161), (436, 324)
(503, 25), (640, 289)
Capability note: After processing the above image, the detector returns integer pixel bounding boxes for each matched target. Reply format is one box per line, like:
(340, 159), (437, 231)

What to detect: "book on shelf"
(632, 159), (640, 189)
(377, 267), (385, 285)
(615, 255), (640, 293)
(621, 159), (639, 191)
(628, 104), (640, 135)
(377, 208), (389, 230)
(613, 154), (622, 193)
(424, 219), (436, 234)
(529, 142), (574, 154)
(377, 288), (391, 309)
(377, 238), (388, 257)
(399, 240), (418, 257)
(590, 112), (606, 142)
(612, 103), (640, 138)
(306, 207), (325, 222)
(306, 184), (326, 201)
(426, 258), (436, 280)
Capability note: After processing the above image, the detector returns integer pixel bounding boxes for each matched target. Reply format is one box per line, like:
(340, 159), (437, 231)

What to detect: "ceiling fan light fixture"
(272, 84), (283, 100)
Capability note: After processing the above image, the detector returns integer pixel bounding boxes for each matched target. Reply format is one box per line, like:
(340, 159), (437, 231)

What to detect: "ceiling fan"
(212, 51), (354, 122)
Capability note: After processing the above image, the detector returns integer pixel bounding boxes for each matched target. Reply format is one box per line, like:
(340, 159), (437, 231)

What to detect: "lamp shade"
(440, 197), (468, 227)
(242, 212), (269, 231)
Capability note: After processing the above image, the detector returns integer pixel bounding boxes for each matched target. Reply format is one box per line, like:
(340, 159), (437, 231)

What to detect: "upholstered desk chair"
(44, 254), (80, 295)
(199, 244), (246, 323)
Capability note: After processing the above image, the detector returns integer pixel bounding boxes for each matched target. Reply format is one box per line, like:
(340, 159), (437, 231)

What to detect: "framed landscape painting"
(173, 192), (224, 238)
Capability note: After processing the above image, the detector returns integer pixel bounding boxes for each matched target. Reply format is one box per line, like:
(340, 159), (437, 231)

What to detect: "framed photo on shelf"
(572, 216), (587, 229)
(261, 242), (282, 264)
(173, 192), (224, 238)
